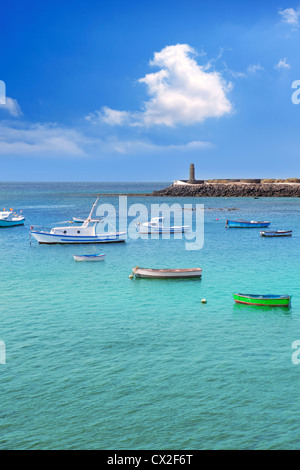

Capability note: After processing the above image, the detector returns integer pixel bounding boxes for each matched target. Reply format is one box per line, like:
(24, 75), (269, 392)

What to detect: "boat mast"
(87, 197), (99, 220)
(82, 196), (99, 228)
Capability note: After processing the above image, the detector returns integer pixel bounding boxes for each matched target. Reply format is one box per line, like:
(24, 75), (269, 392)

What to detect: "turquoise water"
(0, 183), (300, 450)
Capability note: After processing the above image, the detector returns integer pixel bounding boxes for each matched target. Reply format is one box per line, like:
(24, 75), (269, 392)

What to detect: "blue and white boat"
(0, 210), (25, 227)
(73, 253), (105, 261)
(30, 197), (126, 244)
(136, 217), (190, 234)
(226, 219), (270, 228)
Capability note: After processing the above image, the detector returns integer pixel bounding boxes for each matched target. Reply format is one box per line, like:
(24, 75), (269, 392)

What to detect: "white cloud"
(138, 44), (233, 126)
(223, 61), (265, 79)
(86, 106), (131, 126)
(0, 122), (87, 157)
(0, 120), (213, 159)
(0, 97), (23, 117)
(247, 63), (264, 74)
(87, 44), (233, 128)
(279, 7), (300, 26)
(275, 58), (291, 70)
(106, 138), (213, 155)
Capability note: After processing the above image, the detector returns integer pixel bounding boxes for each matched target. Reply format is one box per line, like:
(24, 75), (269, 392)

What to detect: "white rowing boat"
(131, 266), (202, 279)
(73, 254), (105, 261)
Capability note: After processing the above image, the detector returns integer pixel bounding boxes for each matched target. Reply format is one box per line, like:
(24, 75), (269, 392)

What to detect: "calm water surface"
(0, 182), (299, 450)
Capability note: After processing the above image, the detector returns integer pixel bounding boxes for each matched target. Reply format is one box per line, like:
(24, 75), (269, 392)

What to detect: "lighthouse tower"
(188, 163), (196, 184)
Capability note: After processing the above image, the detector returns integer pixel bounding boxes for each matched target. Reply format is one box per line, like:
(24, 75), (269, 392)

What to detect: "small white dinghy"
(73, 253), (105, 262)
(136, 217), (190, 234)
(131, 266), (202, 279)
(72, 216), (102, 223)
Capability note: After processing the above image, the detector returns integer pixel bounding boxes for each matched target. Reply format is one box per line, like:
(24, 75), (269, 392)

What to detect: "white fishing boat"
(136, 217), (190, 234)
(131, 266), (202, 279)
(0, 210), (25, 227)
(73, 253), (105, 261)
(30, 197), (126, 244)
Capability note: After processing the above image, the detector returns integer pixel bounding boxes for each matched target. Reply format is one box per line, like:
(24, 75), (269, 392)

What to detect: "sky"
(1, 0), (300, 181)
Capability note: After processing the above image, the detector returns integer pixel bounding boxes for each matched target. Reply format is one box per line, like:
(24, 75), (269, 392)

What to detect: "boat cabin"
(145, 217), (165, 227)
(0, 211), (13, 219)
(49, 220), (100, 236)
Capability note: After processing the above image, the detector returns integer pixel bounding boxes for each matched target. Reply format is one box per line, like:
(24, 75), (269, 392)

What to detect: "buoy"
(129, 274), (134, 279)
(201, 299), (207, 304)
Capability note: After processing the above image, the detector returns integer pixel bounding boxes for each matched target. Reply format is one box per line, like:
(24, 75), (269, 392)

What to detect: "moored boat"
(30, 197), (126, 244)
(233, 292), (291, 307)
(73, 253), (105, 261)
(131, 266), (202, 279)
(226, 219), (270, 228)
(73, 216), (102, 223)
(0, 210), (25, 227)
(260, 230), (292, 237)
(136, 217), (190, 234)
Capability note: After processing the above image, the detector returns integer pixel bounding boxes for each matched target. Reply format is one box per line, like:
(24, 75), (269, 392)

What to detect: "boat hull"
(137, 226), (190, 234)
(30, 231), (126, 244)
(233, 293), (291, 307)
(0, 218), (25, 227)
(260, 231), (292, 237)
(133, 267), (202, 279)
(73, 254), (105, 261)
(226, 220), (270, 228)
(73, 217), (102, 223)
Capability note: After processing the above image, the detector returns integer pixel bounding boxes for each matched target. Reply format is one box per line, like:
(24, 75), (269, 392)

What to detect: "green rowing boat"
(233, 293), (291, 307)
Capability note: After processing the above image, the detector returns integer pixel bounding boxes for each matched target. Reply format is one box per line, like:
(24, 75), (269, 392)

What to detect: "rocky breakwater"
(152, 183), (300, 197)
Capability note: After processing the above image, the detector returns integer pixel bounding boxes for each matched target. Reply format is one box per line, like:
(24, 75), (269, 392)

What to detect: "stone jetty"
(152, 182), (300, 197)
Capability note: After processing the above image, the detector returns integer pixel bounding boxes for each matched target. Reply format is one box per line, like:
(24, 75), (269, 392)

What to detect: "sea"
(0, 182), (300, 450)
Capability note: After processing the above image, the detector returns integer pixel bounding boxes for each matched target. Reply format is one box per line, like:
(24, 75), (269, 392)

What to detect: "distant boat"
(131, 266), (202, 279)
(260, 230), (292, 237)
(226, 219), (270, 228)
(233, 292), (291, 307)
(0, 210), (25, 227)
(73, 216), (102, 223)
(30, 197), (126, 244)
(73, 253), (105, 262)
(136, 217), (190, 234)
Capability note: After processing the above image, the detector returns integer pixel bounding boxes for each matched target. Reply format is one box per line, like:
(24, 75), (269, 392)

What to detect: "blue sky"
(1, 0), (300, 181)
